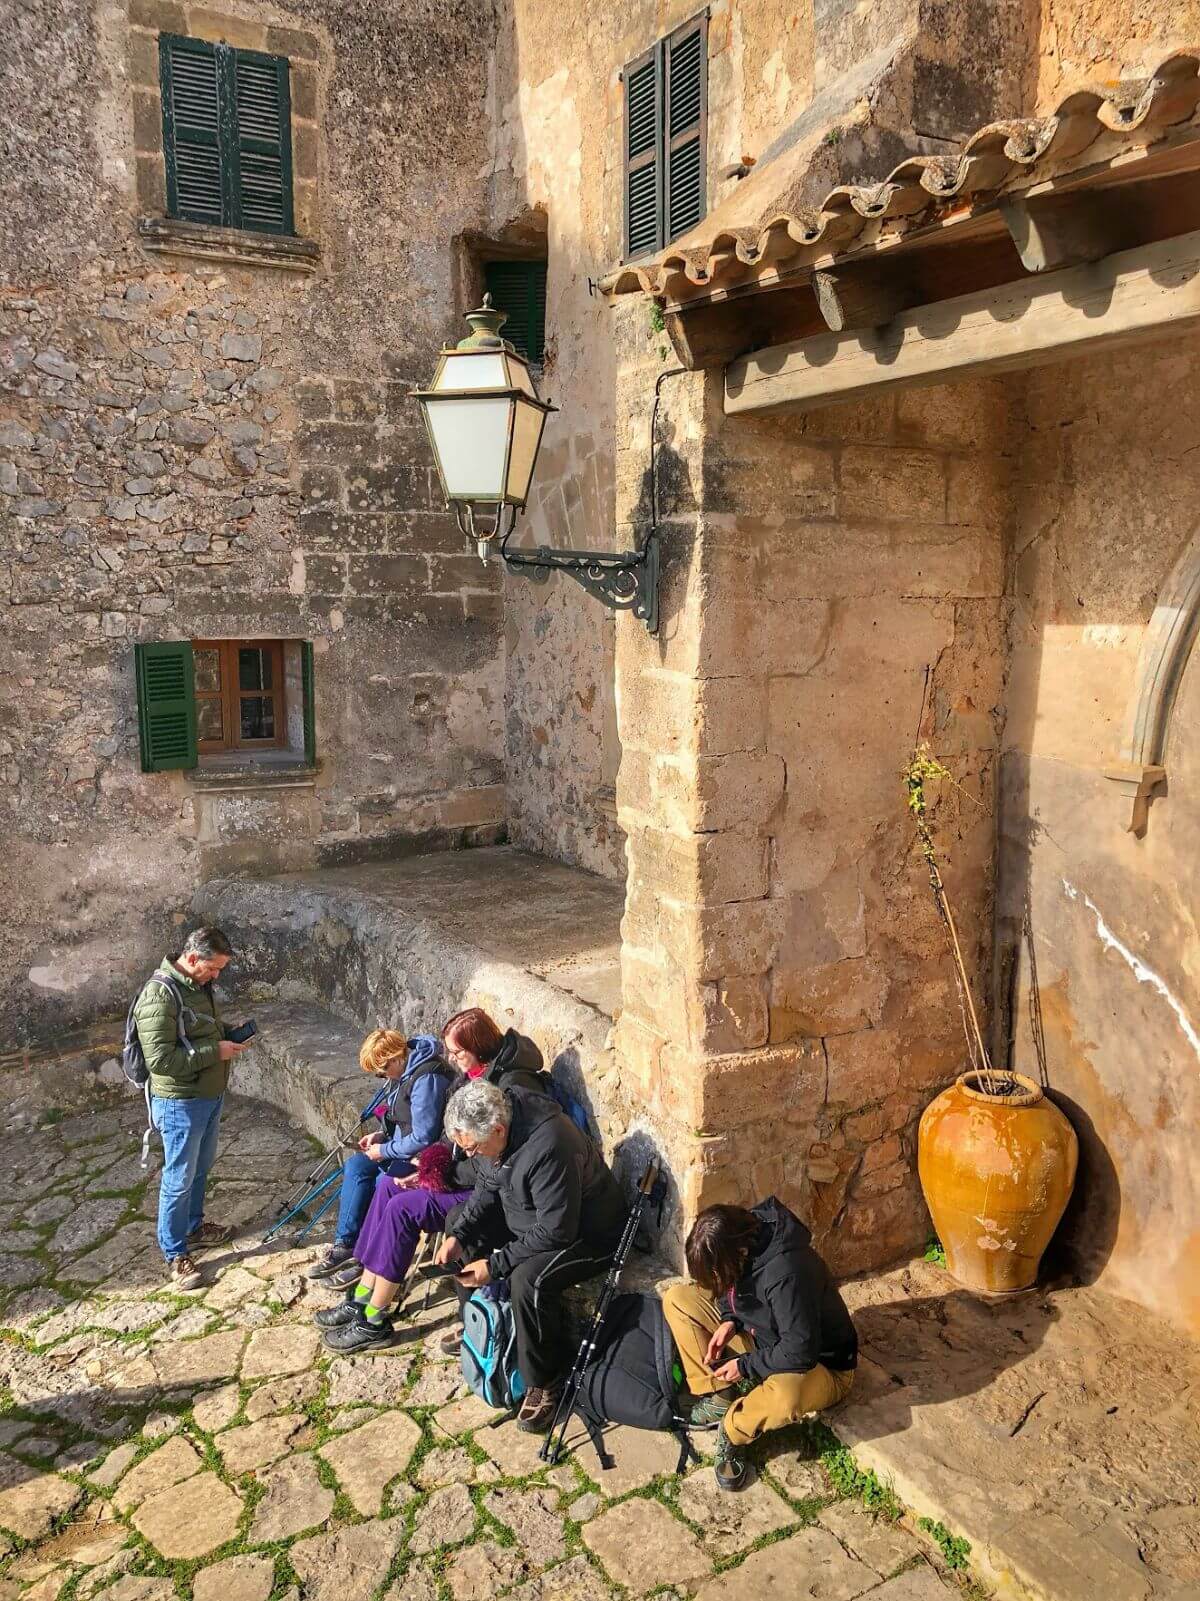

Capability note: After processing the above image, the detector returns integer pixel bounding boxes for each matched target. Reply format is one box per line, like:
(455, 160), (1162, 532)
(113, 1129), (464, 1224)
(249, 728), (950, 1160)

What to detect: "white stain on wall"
(1062, 878), (1200, 1063)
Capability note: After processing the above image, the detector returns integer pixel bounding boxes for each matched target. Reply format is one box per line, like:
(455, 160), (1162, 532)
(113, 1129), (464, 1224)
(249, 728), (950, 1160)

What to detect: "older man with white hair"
(436, 1077), (626, 1433)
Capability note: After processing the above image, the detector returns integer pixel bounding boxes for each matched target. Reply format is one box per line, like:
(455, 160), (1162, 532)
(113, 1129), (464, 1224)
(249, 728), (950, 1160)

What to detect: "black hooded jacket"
(454, 1085), (625, 1279)
(720, 1197), (858, 1381)
(481, 1029), (546, 1095)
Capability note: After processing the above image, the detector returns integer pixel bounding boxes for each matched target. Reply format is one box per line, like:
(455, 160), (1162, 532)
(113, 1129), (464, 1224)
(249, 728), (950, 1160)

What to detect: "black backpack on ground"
(567, 1292), (698, 1474)
(122, 973), (197, 1166)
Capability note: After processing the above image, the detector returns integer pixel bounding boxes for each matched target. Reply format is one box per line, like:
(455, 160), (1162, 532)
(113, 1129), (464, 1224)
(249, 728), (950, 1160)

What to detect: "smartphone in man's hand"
(227, 1020), (258, 1044)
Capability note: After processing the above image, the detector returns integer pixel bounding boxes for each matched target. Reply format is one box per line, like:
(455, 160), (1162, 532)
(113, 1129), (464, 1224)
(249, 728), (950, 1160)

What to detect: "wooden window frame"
(193, 639), (286, 754)
(160, 34), (295, 237)
(622, 10), (708, 262)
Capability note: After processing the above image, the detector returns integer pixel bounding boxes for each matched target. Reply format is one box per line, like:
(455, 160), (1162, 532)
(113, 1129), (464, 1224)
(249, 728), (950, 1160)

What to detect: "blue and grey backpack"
(460, 1285), (527, 1411)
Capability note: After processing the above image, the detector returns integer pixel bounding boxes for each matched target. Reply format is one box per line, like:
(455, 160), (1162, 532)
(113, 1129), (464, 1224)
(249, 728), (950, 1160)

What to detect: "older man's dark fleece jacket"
(720, 1197), (858, 1382)
(453, 1086), (625, 1281)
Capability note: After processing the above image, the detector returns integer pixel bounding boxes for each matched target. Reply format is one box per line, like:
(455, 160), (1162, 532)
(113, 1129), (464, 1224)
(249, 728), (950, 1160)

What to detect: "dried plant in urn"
(904, 745), (1077, 1295)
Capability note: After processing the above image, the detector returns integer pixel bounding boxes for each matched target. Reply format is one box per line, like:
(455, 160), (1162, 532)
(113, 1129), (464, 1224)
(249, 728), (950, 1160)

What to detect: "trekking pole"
(540, 1161), (660, 1467)
(261, 1083), (397, 1245)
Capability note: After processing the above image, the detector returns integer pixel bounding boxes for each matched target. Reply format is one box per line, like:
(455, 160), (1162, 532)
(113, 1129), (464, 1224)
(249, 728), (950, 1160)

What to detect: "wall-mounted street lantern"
(414, 296), (659, 633)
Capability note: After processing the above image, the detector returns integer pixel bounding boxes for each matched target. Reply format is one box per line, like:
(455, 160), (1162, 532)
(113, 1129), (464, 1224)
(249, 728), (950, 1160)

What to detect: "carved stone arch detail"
(1106, 523), (1200, 833)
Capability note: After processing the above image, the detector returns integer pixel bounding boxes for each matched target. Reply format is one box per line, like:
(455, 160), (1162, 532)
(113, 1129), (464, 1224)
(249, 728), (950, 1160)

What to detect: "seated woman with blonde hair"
(306, 1028), (458, 1294)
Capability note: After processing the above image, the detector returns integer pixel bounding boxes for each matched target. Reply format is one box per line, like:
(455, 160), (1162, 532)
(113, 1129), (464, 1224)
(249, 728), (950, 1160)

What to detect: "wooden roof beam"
(725, 228), (1200, 417)
(812, 262), (920, 332)
(998, 191), (1125, 273)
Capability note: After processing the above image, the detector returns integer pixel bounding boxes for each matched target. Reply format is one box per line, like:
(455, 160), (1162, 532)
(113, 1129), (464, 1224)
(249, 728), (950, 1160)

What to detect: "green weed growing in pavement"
(818, 1439), (902, 1522)
(919, 1516), (972, 1570)
(924, 1236), (947, 1268)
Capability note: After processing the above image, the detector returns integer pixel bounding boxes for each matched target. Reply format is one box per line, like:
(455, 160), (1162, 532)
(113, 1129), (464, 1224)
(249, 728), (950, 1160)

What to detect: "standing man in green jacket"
(133, 927), (249, 1289)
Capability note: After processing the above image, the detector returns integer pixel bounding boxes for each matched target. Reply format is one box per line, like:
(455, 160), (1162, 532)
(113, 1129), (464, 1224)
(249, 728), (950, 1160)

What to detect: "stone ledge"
(137, 216), (321, 273)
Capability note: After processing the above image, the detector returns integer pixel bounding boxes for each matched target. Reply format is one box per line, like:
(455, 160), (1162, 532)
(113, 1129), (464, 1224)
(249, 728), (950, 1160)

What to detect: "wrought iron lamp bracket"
(499, 527), (659, 635)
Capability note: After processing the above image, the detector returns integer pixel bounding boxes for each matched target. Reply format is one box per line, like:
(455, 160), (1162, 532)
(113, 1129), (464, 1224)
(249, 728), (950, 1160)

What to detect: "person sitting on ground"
(313, 1137), (477, 1351)
(441, 1007), (546, 1094)
(434, 1078), (626, 1433)
(661, 1198), (858, 1493)
(307, 1028), (458, 1286)
(135, 926), (250, 1291)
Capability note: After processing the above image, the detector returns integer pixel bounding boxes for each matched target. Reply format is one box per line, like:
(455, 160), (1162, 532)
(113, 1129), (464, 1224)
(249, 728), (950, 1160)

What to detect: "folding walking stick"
(540, 1161), (662, 1467)
(260, 1081), (400, 1246)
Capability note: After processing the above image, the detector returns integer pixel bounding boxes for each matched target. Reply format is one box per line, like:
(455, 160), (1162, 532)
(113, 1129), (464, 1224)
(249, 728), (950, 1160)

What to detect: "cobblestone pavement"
(0, 1093), (984, 1601)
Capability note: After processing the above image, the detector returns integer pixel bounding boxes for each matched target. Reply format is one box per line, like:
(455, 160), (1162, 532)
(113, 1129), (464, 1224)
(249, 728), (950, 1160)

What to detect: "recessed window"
(484, 259), (548, 367)
(622, 13), (708, 261)
(135, 640), (315, 772)
(194, 639), (284, 752)
(159, 33), (295, 235)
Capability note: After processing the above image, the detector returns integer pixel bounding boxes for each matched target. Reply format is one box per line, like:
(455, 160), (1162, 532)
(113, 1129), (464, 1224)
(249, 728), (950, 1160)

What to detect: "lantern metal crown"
(414, 296), (659, 632)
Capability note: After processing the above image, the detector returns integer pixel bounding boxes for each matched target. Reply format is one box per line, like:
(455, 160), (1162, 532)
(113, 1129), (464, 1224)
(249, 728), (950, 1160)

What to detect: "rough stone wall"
(613, 327), (1011, 1273)
(999, 332), (1200, 1334)
(2, 0), (504, 1042)
(1034, 0), (1200, 106)
(492, 0), (1044, 882)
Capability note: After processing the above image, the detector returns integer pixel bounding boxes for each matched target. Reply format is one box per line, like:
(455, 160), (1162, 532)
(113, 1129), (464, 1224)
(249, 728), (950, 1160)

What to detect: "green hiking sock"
(364, 1303), (384, 1322)
(353, 1282), (371, 1304)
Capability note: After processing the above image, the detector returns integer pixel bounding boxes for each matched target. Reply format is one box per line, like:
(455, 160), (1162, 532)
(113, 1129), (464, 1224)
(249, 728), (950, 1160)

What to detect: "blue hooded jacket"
(373, 1035), (456, 1165)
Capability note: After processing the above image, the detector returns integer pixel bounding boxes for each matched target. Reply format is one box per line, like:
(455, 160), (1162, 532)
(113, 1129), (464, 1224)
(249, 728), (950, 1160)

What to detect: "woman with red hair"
(441, 1007), (546, 1094)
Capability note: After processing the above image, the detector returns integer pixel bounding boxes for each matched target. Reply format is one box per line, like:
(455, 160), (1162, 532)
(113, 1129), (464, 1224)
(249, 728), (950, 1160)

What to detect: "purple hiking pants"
(354, 1181), (472, 1281)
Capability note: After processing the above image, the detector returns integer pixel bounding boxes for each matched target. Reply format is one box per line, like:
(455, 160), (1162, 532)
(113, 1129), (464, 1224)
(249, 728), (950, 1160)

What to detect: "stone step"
(193, 847), (634, 1169)
(230, 1000), (371, 1154)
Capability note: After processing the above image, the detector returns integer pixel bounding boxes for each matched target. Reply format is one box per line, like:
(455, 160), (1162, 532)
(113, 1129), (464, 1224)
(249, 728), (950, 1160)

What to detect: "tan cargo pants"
(661, 1280), (855, 1448)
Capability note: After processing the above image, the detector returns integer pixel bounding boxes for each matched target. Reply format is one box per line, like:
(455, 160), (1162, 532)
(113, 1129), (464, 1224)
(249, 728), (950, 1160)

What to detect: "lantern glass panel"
(504, 355), (537, 397)
(425, 395), (513, 500)
(435, 351), (509, 392)
(506, 395), (547, 504)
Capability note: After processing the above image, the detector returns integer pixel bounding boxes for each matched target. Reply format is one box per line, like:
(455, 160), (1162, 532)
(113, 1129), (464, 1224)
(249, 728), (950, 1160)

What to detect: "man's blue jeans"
(152, 1094), (224, 1261)
(335, 1150), (410, 1250)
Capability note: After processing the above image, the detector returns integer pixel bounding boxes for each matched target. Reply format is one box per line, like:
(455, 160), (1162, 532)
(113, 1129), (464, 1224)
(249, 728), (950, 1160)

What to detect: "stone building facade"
(6, 0), (1200, 1331)
(3, 0), (507, 1036)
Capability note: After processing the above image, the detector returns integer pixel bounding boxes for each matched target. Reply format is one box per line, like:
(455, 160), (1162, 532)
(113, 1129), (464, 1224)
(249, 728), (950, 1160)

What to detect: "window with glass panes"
(193, 639), (285, 752)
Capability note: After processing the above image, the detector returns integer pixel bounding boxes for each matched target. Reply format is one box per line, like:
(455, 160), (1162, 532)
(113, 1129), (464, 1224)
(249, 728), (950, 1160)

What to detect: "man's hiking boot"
(307, 1244), (356, 1282)
(688, 1389), (734, 1429)
(516, 1384), (561, 1434)
(168, 1255), (203, 1291)
(713, 1423), (754, 1492)
(321, 1308), (395, 1352)
(313, 1291), (361, 1329)
(187, 1221), (232, 1249)
(327, 1259), (365, 1291)
(438, 1329), (462, 1357)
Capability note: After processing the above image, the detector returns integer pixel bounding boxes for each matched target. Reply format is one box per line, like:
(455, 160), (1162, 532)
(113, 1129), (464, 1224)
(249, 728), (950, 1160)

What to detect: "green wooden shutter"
(135, 642), (197, 773)
(233, 48), (294, 235)
(665, 18), (707, 244)
(301, 640), (316, 766)
(624, 44), (663, 259)
(160, 35), (293, 235)
(161, 35), (224, 225)
(484, 260), (547, 365)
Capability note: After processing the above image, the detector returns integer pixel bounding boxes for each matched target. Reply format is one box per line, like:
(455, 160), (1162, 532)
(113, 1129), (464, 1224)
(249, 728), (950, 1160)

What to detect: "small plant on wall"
(904, 742), (1079, 1297)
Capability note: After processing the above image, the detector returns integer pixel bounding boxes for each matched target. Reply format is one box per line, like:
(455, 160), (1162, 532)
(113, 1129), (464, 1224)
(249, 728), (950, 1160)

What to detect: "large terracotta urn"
(918, 1071), (1078, 1294)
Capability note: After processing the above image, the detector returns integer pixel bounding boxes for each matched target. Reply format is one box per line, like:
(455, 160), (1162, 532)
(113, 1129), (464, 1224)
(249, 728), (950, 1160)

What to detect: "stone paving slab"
(0, 1087), (1064, 1601)
(836, 1259), (1200, 1601)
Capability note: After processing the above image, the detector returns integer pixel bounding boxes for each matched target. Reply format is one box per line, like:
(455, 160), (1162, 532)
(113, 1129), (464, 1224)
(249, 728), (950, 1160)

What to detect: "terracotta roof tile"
(603, 49), (1200, 301)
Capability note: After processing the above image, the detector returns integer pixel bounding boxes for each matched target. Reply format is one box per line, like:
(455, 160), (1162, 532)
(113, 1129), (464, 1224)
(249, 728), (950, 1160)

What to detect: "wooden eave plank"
(724, 226), (1200, 415)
